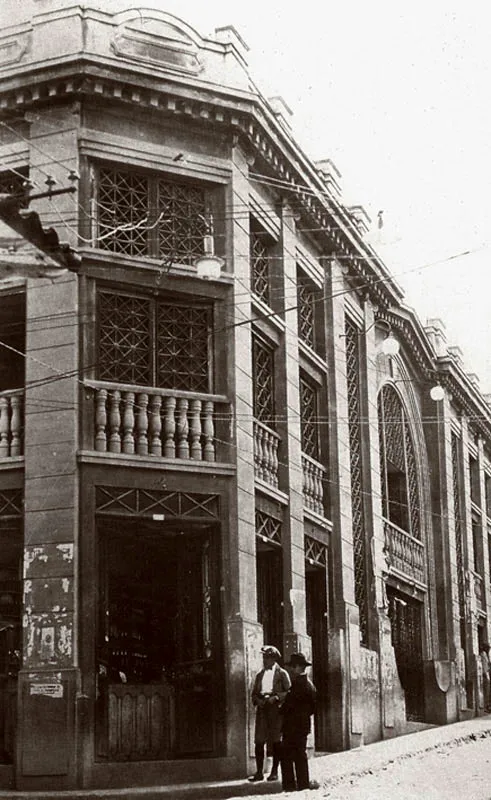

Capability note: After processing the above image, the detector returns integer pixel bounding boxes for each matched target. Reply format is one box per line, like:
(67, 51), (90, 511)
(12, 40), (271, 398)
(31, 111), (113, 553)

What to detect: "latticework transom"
(345, 321), (368, 643)
(404, 421), (420, 539)
(300, 378), (319, 460)
(98, 292), (152, 385)
(255, 509), (282, 545)
(157, 303), (210, 392)
(253, 337), (275, 426)
(158, 180), (207, 265)
(251, 231), (271, 305)
(98, 167), (149, 256)
(305, 535), (327, 567)
(297, 277), (316, 349)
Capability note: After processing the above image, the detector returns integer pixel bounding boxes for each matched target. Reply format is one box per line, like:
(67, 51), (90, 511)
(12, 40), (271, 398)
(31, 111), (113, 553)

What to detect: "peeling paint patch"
(62, 578), (70, 593)
(58, 625), (72, 657)
(57, 544), (73, 562)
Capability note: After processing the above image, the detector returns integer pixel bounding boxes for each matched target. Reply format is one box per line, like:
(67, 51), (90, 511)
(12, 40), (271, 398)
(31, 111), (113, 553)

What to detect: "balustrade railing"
(86, 381), (229, 463)
(0, 389), (23, 458)
(253, 419), (280, 487)
(383, 519), (425, 585)
(302, 453), (325, 515)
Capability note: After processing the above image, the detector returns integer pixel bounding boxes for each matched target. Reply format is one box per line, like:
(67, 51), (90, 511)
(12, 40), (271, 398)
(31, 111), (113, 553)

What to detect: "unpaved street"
(320, 736), (491, 799)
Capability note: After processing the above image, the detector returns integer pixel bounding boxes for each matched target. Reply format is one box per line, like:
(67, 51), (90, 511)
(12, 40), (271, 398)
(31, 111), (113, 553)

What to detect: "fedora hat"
(287, 652), (311, 667)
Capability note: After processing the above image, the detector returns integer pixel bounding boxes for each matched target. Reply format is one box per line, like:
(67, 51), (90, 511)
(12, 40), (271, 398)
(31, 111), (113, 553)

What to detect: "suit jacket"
(251, 664), (291, 743)
(281, 672), (316, 738)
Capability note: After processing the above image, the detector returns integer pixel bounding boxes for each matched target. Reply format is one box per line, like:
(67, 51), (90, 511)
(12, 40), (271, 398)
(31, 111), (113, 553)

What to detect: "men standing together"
(249, 646), (318, 791)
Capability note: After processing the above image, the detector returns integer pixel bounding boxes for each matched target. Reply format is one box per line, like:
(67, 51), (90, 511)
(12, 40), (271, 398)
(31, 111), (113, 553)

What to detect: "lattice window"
(252, 337), (275, 426)
(98, 167), (149, 256)
(96, 166), (207, 264)
(255, 509), (282, 545)
(250, 223), (273, 305)
(98, 292), (152, 385)
(452, 434), (466, 644)
(98, 289), (212, 392)
(345, 320), (368, 643)
(157, 303), (211, 392)
(378, 385), (421, 540)
(305, 535), (327, 567)
(297, 272), (316, 349)
(158, 180), (207, 265)
(300, 377), (319, 460)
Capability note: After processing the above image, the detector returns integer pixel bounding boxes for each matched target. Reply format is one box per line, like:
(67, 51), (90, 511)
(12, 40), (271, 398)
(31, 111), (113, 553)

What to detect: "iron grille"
(250, 230), (271, 305)
(158, 179), (207, 265)
(98, 290), (212, 392)
(157, 303), (211, 392)
(252, 337), (275, 426)
(378, 385), (421, 540)
(96, 167), (207, 264)
(300, 377), (319, 460)
(451, 433), (466, 644)
(305, 535), (327, 567)
(98, 167), (149, 256)
(345, 320), (368, 643)
(255, 509), (282, 545)
(98, 292), (152, 385)
(297, 275), (316, 349)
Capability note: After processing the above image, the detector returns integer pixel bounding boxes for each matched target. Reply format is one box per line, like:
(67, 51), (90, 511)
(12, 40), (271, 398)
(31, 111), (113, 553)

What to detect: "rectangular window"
(96, 166), (208, 264)
(250, 217), (275, 306)
(297, 269), (317, 350)
(98, 289), (212, 392)
(0, 292), (25, 390)
(252, 336), (275, 426)
(300, 376), (320, 461)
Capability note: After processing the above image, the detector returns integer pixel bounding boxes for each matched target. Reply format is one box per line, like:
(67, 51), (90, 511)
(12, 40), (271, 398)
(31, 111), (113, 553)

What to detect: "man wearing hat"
(249, 645), (291, 782)
(280, 652), (317, 792)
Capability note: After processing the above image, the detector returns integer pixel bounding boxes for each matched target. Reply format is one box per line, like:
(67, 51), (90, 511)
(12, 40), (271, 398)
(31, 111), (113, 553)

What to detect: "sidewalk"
(1, 716), (491, 800)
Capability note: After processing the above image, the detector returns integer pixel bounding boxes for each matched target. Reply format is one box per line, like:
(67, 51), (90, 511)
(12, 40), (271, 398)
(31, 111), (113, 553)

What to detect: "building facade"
(0, 0), (490, 790)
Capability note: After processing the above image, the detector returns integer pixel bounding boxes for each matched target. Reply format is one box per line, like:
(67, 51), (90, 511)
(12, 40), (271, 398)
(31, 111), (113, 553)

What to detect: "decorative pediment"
(111, 11), (203, 75)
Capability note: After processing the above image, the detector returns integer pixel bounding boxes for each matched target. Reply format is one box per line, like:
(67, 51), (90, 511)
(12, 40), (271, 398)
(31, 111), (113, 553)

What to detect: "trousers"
(280, 734), (309, 791)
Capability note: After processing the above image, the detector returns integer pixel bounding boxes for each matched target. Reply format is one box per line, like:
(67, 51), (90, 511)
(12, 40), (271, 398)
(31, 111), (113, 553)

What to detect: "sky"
(153, 0), (491, 392)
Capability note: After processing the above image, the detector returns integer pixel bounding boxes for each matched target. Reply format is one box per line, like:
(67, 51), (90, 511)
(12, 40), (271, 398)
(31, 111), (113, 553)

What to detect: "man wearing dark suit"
(248, 645), (291, 782)
(280, 652), (317, 791)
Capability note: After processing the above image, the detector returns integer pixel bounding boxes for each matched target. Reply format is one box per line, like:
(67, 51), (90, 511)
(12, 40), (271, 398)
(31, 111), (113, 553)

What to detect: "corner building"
(0, 1), (490, 790)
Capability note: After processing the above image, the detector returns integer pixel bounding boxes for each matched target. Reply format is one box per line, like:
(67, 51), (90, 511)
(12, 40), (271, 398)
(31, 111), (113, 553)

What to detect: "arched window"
(378, 385), (420, 539)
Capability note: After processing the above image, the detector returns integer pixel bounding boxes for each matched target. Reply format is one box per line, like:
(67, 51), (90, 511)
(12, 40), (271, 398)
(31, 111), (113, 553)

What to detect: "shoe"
(309, 780), (320, 790)
(267, 772), (278, 781)
(248, 773), (264, 782)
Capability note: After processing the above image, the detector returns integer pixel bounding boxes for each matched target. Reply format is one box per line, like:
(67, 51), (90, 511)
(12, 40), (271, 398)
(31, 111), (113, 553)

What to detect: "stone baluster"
(269, 431), (279, 486)
(108, 390), (121, 453)
(136, 393), (149, 455)
(202, 401), (215, 462)
(149, 395), (162, 456)
(258, 427), (267, 480)
(0, 397), (9, 456)
(176, 398), (189, 459)
(122, 392), (135, 454)
(253, 423), (260, 478)
(305, 459), (313, 508)
(10, 394), (21, 456)
(95, 389), (108, 452)
(163, 396), (176, 458)
(189, 399), (202, 460)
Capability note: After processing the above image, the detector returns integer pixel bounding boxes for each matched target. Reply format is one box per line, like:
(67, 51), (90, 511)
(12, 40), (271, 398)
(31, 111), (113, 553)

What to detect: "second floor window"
(98, 289), (212, 392)
(252, 337), (275, 427)
(96, 166), (208, 263)
(250, 218), (275, 305)
(300, 377), (320, 461)
(297, 270), (317, 350)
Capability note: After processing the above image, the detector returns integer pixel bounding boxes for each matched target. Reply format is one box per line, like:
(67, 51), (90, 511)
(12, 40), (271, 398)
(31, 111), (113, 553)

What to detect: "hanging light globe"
(380, 332), (400, 356)
(430, 384), (445, 401)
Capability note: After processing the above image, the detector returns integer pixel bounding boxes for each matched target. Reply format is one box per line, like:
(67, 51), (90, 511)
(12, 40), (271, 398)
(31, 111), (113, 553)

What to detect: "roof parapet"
(267, 96), (293, 131)
(347, 205), (371, 236)
(315, 158), (342, 199)
(424, 318), (447, 357)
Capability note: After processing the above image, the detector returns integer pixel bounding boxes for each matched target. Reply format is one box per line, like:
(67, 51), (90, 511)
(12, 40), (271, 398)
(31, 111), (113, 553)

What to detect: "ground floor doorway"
(96, 518), (224, 761)
(0, 521), (21, 764)
(386, 585), (425, 721)
(306, 563), (329, 750)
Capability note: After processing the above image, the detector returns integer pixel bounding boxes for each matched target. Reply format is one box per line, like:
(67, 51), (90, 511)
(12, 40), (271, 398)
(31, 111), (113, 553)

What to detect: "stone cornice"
(0, 57), (403, 312)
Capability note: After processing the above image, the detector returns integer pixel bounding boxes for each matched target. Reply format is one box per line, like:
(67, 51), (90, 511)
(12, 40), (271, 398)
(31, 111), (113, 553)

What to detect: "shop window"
(97, 289), (212, 392)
